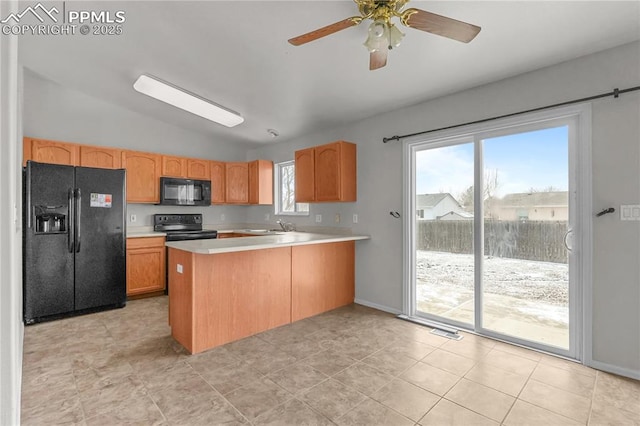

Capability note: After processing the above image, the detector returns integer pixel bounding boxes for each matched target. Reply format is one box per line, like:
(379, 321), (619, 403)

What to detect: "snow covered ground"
(417, 251), (568, 304)
(416, 251), (569, 348)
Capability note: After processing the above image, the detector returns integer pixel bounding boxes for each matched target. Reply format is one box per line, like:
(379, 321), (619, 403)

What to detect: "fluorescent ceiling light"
(133, 74), (244, 128)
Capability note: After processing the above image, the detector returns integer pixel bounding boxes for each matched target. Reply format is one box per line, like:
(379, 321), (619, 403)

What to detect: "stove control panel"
(153, 214), (203, 231)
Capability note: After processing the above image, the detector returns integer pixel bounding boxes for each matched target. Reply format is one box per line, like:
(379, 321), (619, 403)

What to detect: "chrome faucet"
(276, 219), (295, 232)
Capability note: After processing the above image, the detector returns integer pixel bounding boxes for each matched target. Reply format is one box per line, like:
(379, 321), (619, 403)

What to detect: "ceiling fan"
(288, 0), (481, 71)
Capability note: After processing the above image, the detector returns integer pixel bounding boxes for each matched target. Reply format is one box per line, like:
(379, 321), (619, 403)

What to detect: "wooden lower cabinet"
(169, 247), (291, 353)
(168, 241), (356, 354)
(126, 237), (166, 296)
(217, 232), (255, 238)
(291, 241), (355, 321)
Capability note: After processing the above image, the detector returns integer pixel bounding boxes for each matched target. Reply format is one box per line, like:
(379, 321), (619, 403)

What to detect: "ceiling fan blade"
(288, 17), (362, 46)
(401, 8), (481, 43)
(370, 49), (388, 71)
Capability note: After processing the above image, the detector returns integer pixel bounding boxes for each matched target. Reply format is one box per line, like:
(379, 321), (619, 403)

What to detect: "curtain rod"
(382, 85), (640, 143)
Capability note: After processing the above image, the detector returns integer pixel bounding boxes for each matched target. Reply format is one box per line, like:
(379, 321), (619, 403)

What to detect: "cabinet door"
(249, 160), (273, 205)
(162, 155), (187, 177)
(225, 162), (249, 204)
(314, 143), (342, 201)
(122, 151), (161, 203)
(187, 159), (210, 179)
(126, 237), (166, 296)
(24, 137), (79, 166)
(80, 146), (121, 169)
(294, 147), (315, 202)
(210, 161), (226, 204)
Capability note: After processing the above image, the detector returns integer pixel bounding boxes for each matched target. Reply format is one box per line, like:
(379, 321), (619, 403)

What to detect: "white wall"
(248, 41), (640, 377)
(22, 70), (251, 227)
(0, 1), (23, 423)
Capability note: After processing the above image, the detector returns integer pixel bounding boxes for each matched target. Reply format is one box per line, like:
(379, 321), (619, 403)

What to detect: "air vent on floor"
(430, 328), (463, 340)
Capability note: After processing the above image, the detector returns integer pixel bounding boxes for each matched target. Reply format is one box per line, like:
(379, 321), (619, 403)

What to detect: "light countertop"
(164, 232), (370, 254)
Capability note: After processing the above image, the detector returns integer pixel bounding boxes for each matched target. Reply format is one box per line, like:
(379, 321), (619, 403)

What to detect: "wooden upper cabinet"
(210, 161), (226, 204)
(295, 141), (356, 202)
(294, 147), (315, 202)
(80, 146), (121, 169)
(225, 162), (249, 204)
(162, 155), (187, 177)
(248, 160), (273, 205)
(24, 137), (79, 166)
(121, 150), (161, 203)
(187, 159), (210, 179)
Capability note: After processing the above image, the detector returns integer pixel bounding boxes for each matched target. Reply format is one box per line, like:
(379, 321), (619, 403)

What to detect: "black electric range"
(153, 214), (218, 241)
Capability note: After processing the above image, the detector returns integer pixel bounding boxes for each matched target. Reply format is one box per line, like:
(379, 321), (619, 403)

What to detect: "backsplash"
(126, 204), (248, 227)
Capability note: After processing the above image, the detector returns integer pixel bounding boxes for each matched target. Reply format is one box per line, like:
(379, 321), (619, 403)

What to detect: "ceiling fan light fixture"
(388, 23), (405, 49)
(364, 20), (389, 52)
(133, 74), (244, 128)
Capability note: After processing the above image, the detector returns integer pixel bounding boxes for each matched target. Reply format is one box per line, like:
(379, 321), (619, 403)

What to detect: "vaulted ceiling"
(18, 1), (640, 146)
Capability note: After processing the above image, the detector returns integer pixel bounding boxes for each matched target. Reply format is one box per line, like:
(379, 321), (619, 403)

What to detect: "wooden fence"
(416, 220), (568, 263)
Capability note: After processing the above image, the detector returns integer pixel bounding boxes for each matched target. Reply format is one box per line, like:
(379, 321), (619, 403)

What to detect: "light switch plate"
(315, 214), (322, 223)
(353, 214), (358, 223)
(621, 205), (640, 221)
(177, 264), (183, 274)
(130, 214), (136, 223)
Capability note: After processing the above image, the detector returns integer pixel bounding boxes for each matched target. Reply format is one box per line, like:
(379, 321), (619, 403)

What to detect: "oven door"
(159, 177), (211, 205)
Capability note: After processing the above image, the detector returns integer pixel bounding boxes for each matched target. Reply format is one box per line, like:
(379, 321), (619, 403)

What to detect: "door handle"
(74, 188), (81, 253)
(563, 228), (573, 252)
(26, 164), (32, 229)
(68, 189), (74, 253)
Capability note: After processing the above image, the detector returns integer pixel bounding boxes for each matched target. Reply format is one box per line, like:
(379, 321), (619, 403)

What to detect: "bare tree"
(281, 164), (295, 212)
(458, 185), (474, 212)
(456, 169), (500, 214)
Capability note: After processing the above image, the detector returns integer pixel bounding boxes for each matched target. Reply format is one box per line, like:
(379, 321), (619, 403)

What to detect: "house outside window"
(274, 160), (309, 216)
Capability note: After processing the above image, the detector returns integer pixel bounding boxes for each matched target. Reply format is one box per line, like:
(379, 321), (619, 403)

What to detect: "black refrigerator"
(23, 161), (126, 324)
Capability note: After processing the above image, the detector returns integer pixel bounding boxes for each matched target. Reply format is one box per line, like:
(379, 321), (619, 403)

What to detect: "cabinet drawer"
(127, 236), (165, 249)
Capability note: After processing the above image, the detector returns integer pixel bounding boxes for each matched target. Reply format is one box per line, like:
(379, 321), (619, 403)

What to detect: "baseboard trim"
(587, 359), (640, 380)
(354, 298), (401, 315)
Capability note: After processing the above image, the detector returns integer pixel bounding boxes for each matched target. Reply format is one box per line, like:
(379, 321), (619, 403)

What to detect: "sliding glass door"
(414, 141), (475, 328)
(406, 109), (586, 358)
(480, 127), (570, 349)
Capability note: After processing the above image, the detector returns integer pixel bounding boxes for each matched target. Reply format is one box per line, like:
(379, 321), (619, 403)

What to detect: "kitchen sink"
(243, 229), (285, 234)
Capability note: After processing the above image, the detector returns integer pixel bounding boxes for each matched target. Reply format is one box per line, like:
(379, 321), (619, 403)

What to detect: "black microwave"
(159, 177), (211, 206)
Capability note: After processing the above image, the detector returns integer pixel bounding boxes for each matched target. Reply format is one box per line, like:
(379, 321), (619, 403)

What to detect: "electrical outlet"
(220, 213), (225, 221)
(264, 213), (270, 221)
(177, 264), (183, 274)
(335, 213), (341, 223)
(315, 214), (322, 223)
(130, 214), (136, 223)
(353, 214), (358, 223)
(621, 205), (640, 221)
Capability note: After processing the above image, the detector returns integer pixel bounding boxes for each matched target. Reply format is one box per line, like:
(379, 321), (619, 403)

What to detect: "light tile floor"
(21, 296), (640, 425)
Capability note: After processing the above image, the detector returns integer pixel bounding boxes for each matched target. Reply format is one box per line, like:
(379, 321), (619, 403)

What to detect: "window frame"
(274, 160), (310, 216)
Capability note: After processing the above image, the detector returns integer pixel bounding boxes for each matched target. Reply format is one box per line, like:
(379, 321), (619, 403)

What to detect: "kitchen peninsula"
(166, 232), (369, 354)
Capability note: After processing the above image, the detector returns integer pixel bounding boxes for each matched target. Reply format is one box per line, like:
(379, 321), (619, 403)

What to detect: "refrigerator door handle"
(26, 162), (32, 229)
(68, 188), (75, 253)
(74, 188), (81, 253)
